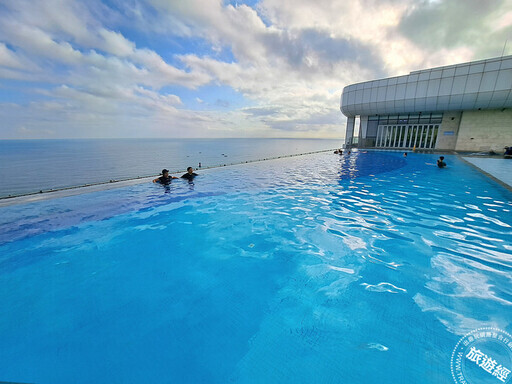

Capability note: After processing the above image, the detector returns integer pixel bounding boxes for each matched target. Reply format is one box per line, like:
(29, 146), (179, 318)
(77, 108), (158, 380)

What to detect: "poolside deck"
(462, 157), (512, 190)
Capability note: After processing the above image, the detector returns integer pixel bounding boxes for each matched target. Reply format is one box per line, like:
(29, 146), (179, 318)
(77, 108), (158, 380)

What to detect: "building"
(340, 55), (512, 152)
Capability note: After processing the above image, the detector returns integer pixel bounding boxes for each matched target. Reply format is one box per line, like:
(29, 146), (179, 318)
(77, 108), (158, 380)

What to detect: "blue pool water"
(0, 151), (511, 383)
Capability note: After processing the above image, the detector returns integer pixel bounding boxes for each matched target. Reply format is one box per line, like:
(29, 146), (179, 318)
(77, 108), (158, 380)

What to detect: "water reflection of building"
(340, 55), (512, 152)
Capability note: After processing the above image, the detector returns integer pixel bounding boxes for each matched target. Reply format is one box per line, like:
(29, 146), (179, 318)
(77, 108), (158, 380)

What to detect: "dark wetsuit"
(157, 175), (172, 185)
(437, 160), (446, 168)
(181, 172), (198, 181)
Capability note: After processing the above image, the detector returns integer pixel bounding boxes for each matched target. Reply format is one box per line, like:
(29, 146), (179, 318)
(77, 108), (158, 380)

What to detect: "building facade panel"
(484, 61), (500, 71)
(455, 65), (469, 76)
(469, 63), (484, 74)
(451, 76), (466, 94)
(449, 94), (463, 109)
(416, 81), (428, 97)
(465, 73), (482, 93)
(427, 79), (440, 97)
(495, 69), (512, 90)
(502, 58), (512, 69)
(405, 82), (417, 98)
(443, 67), (456, 77)
(396, 83), (406, 99)
(480, 71), (498, 91)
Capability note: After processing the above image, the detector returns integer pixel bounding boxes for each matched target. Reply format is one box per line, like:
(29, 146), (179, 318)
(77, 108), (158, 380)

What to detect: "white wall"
(455, 109), (512, 152)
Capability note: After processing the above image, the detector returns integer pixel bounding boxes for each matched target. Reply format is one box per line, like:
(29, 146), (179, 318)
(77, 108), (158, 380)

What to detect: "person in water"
(437, 156), (447, 168)
(153, 169), (178, 184)
(181, 167), (198, 181)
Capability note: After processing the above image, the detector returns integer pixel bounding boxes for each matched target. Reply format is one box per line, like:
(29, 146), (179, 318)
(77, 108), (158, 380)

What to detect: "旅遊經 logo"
(451, 327), (512, 384)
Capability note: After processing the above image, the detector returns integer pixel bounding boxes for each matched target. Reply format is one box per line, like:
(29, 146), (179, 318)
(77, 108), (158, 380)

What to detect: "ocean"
(0, 138), (343, 198)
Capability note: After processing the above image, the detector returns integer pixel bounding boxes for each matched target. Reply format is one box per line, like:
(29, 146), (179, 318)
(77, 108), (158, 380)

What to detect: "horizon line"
(0, 136), (345, 141)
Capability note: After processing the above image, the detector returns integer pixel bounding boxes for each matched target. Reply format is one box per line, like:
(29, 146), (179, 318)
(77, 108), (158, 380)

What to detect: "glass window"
(393, 126), (400, 147)
(425, 127), (433, 148)
(416, 127), (422, 148)
(408, 114), (419, 124)
(399, 126), (407, 146)
(366, 121), (378, 138)
(391, 125), (398, 147)
(411, 126), (418, 147)
(369, 116), (378, 121)
(416, 126), (424, 147)
(407, 127), (414, 147)
(385, 127), (391, 147)
(431, 127), (439, 148)
(431, 113), (443, 123)
(420, 126), (428, 148)
(388, 115), (398, 124)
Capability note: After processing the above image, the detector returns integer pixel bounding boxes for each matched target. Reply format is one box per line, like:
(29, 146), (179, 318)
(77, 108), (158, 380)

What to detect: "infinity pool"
(0, 151), (511, 383)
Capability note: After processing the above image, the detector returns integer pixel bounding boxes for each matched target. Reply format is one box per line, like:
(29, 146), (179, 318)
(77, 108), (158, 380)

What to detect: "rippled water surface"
(0, 151), (511, 383)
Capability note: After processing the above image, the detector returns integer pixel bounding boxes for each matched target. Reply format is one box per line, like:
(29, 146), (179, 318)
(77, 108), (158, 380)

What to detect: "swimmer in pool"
(153, 169), (178, 185)
(181, 167), (198, 181)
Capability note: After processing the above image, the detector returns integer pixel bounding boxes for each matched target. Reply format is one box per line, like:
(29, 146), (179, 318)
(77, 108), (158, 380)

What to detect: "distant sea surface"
(0, 138), (343, 197)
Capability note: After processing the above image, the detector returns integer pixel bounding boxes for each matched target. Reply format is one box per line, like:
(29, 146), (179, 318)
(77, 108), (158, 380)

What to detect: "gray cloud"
(398, 0), (512, 58)
(261, 28), (386, 78)
(243, 106), (282, 117)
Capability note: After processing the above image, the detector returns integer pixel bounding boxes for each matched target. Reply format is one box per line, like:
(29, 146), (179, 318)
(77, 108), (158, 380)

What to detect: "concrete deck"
(462, 157), (512, 189)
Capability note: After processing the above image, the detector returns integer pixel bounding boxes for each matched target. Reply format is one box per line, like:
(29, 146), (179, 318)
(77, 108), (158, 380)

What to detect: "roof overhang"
(340, 55), (512, 117)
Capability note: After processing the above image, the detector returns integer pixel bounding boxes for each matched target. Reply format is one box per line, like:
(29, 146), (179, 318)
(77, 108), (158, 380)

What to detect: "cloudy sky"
(1, 0), (511, 139)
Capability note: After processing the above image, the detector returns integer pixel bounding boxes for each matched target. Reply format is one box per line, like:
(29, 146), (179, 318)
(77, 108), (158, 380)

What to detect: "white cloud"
(0, 43), (30, 70)
(1, 0), (510, 139)
(98, 29), (136, 56)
